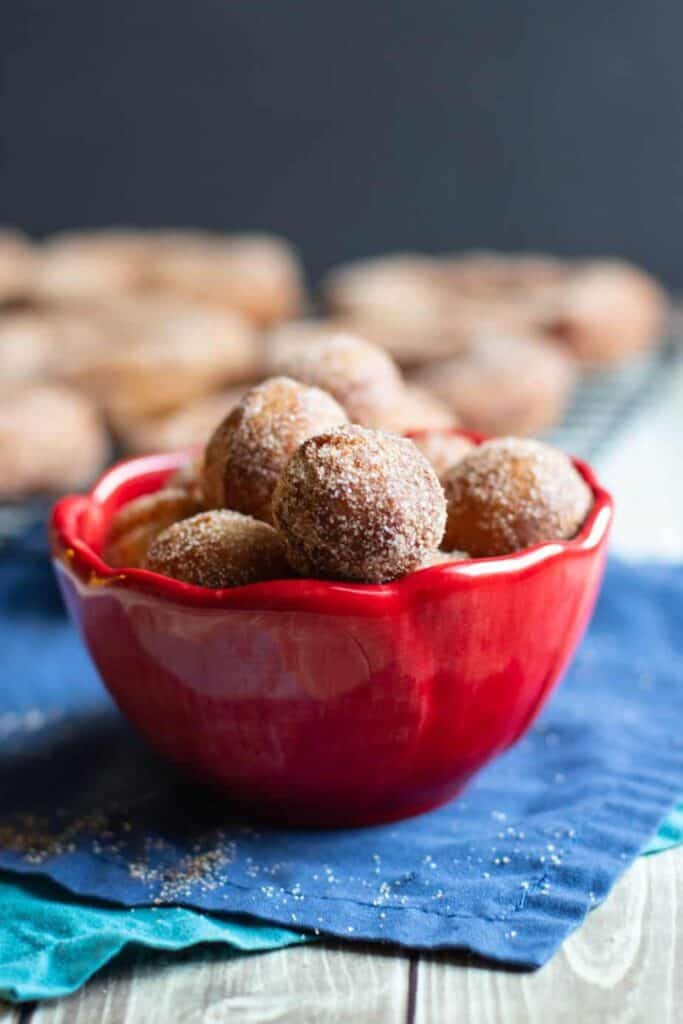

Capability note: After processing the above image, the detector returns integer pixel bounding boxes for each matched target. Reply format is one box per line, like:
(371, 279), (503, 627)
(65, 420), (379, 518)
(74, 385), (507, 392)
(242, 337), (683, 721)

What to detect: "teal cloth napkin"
(643, 799), (683, 855)
(0, 871), (307, 1003)
(2, 805), (680, 1003)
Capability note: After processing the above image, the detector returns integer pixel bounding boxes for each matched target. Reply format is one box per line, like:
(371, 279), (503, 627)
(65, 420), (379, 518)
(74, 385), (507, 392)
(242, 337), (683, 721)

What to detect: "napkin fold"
(0, 870), (306, 1003)
(1, 551), (682, 985)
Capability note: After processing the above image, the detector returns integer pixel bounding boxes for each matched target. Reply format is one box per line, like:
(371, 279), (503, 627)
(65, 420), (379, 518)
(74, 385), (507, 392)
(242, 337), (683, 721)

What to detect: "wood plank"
(416, 845), (683, 1024)
(32, 942), (410, 1024)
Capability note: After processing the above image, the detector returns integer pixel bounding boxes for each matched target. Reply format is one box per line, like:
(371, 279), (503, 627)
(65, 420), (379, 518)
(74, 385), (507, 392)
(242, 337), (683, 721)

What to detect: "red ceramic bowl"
(50, 435), (613, 827)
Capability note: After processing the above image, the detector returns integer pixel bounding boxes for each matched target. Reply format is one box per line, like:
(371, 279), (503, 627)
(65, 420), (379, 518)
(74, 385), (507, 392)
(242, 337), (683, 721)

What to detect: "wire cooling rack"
(2, 325), (681, 554)
(547, 327), (681, 460)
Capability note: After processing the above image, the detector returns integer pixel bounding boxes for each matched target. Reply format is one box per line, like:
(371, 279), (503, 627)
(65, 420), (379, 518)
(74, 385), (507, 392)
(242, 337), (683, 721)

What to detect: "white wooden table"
(4, 355), (683, 1024)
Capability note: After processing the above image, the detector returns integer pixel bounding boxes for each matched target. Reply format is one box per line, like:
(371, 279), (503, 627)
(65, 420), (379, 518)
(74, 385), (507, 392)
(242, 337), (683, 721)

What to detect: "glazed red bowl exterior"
(50, 436), (613, 827)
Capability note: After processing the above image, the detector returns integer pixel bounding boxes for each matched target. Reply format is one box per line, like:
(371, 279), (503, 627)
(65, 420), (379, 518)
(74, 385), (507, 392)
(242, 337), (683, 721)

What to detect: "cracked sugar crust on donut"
(272, 424), (447, 583)
(442, 437), (593, 557)
(145, 509), (291, 589)
(203, 376), (348, 523)
(103, 487), (205, 568)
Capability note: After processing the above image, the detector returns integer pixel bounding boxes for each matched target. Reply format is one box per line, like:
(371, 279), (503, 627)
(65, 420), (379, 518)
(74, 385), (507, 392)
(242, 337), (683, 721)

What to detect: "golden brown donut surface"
(103, 487), (205, 568)
(266, 329), (404, 425)
(442, 437), (593, 557)
(145, 509), (291, 588)
(272, 424), (447, 583)
(203, 376), (348, 523)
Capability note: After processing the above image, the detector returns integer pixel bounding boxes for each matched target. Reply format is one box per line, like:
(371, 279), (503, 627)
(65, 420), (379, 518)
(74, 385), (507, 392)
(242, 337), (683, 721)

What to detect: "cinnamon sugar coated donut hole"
(272, 425), (447, 583)
(411, 431), (475, 479)
(265, 329), (404, 425)
(145, 510), (290, 588)
(203, 377), (348, 523)
(104, 488), (204, 568)
(442, 438), (593, 557)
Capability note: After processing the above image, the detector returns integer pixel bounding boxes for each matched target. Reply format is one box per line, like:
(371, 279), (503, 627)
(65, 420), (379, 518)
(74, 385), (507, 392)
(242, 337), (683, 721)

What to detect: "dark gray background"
(1, 1), (680, 284)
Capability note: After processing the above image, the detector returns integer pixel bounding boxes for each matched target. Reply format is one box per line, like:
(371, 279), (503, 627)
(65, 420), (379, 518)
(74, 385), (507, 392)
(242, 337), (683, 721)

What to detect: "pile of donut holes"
(0, 226), (666, 500)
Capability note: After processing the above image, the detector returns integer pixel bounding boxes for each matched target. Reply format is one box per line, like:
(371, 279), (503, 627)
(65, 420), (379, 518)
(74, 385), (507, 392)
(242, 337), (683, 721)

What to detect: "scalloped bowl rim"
(51, 432), (614, 612)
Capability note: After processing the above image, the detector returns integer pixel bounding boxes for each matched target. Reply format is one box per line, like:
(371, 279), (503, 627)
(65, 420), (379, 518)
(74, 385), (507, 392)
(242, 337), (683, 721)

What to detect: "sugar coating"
(267, 331), (404, 425)
(412, 431), (475, 480)
(203, 377), (348, 523)
(145, 509), (290, 588)
(104, 487), (204, 568)
(442, 438), (592, 556)
(272, 424), (447, 583)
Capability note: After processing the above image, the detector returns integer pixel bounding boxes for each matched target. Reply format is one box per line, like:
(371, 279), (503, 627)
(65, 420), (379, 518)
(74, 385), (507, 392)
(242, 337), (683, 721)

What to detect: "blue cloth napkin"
(1, 550), (682, 972)
(2, 808), (682, 1004)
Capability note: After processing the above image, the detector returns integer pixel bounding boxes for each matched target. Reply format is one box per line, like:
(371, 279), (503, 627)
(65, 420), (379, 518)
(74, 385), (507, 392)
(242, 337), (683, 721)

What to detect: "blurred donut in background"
(110, 387), (247, 455)
(412, 334), (576, 437)
(0, 384), (108, 499)
(56, 296), (258, 420)
(32, 229), (154, 302)
(411, 430), (475, 480)
(0, 312), (55, 384)
(265, 327), (404, 425)
(324, 250), (666, 369)
(0, 227), (36, 305)
(361, 385), (458, 434)
(147, 231), (305, 326)
(538, 260), (666, 365)
(0, 226), (669, 505)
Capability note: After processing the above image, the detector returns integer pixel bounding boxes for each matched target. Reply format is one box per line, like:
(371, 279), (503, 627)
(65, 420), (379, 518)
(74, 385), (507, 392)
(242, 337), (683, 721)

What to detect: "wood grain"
(416, 845), (683, 1024)
(21, 847), (683, 1022)
(31, 942), (409, 1024)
